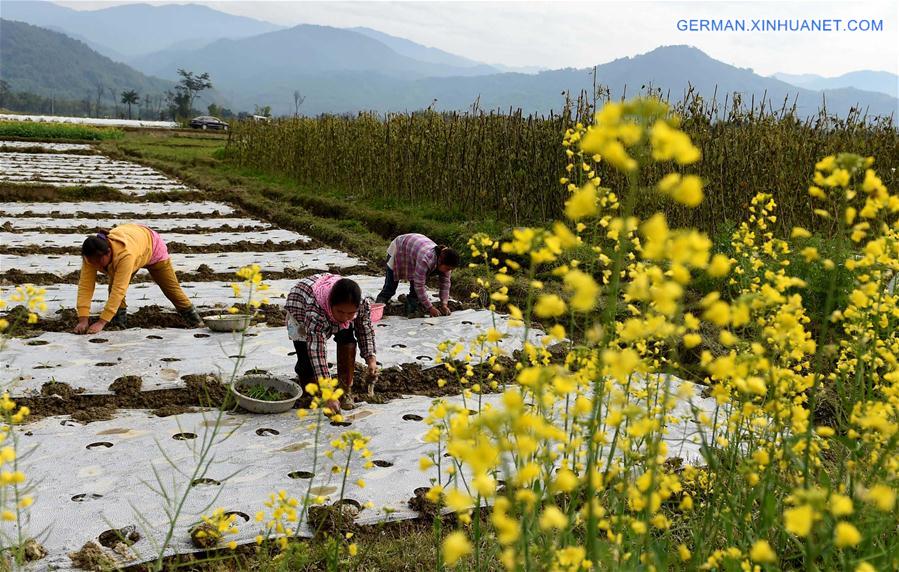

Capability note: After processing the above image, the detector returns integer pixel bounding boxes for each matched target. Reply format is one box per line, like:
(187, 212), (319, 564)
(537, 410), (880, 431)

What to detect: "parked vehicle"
(189, 116), (229, 130)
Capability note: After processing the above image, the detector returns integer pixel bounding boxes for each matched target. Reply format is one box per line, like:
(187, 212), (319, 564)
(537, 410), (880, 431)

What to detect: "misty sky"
(56, 0), (899, 77)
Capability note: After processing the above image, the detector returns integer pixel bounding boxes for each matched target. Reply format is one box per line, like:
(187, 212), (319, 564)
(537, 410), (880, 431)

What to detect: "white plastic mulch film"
(0, 114), (178, 129)
(0, 140), (96, 152)
(0, 152), (191, 195)
(1, 249), (366, 278)
(0, 217), (273, 231)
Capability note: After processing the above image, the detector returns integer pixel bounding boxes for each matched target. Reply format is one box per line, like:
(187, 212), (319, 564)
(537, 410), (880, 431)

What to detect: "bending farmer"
(285, 273), (378, 412)
(375, 233), (460, 317)
(74, 224), (204, 334)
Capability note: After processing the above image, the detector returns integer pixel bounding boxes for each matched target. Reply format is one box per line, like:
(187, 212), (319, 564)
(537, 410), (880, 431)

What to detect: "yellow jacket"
(77, 224), (154, 321)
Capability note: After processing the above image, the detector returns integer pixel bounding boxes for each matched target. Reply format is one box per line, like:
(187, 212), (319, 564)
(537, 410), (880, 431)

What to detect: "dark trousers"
(294, 326), (357, 381)
(375, 260), (419, 307)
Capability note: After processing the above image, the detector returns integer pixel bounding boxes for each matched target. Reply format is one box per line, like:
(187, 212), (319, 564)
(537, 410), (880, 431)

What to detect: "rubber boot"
(109, 307), (128, 328)
(336, 342), (357, 410)
(404, 296), (422, 317)
(179, 305), (204, 328)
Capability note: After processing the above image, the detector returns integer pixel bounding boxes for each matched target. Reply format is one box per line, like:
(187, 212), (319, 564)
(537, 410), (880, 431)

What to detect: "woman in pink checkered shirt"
(375, 233), (460, 317)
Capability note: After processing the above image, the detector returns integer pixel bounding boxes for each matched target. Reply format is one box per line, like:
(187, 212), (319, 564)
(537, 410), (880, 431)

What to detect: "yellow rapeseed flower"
(442, 531), (472, 566)
(834, 522), (862, 548)
(563, 270), (599, 312)
(862, 484), (895, 512)
(538, 505), (568, 530)
(707, 254), (731, 277)
(565, 184), (598, 221)
(683, 333), (702, 349)
(534, 295), (566, 318)
(784, 504), (815, 537)
(650, 120), (701, 165)
(828, 494), (853, 517)
(749, 540), (776, 563)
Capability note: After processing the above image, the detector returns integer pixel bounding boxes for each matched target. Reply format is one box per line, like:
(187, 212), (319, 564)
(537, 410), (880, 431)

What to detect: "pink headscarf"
(312, 274), (355, 329)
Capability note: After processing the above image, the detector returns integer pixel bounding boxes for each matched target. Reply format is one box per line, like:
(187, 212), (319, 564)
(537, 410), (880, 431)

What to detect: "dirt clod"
(109, 376), (142, 396)
(41, 381), (81, 399)
(23, 538), (47, 562)
(196, 263), (215, 276)
(98, 526), (140, 548)
(184, 374), (228, 405)
(152, 405), (197, 417)
(408, 487), (444, 519)
(308, 502), (360, 534)
(189, 523), (220, 549)
(69, 541), (117, 571)
(71, 406), (116, 424)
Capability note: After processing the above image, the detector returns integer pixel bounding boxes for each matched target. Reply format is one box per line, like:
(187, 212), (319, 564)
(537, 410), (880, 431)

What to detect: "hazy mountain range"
(1, 1), (896, 118)
(772, 71), (898, 99)
(0, 1), (280, 57)
(0, 19), (172, 100)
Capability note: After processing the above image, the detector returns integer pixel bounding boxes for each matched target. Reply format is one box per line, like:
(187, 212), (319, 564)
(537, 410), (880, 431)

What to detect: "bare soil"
(18, 358), (510, 424)
(18, 374), (227, 423)
(0, 145), (98, 156)
(0, 209), (233, 219)
(6, 304), (292, 336)
(0, 223), (272, 235)
(0, 181), (208, 204)
(22, 538), (48, 562)
(68, 541), (117, 571)
(307, 501), (361, 535)
(189, 524), (220, 549)
(97, 526), (140, 549)
(407, 487), (443, 519)
(6, 306), (193, 335)
(356, 357), (516, 404)
(0, 265), (370, 287)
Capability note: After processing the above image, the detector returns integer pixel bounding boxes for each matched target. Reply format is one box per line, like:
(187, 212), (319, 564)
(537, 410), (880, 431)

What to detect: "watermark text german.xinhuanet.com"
(677, 18), (884, 32)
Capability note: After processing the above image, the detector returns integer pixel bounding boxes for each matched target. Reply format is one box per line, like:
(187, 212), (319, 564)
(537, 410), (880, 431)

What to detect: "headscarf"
(312, 274), (355, 329)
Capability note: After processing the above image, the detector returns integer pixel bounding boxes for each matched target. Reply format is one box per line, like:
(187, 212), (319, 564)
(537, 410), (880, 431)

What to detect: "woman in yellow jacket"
(74, 224), (203, 334)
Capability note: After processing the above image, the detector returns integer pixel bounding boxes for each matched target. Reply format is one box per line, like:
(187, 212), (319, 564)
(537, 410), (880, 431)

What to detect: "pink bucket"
(370, 303), (385, 323)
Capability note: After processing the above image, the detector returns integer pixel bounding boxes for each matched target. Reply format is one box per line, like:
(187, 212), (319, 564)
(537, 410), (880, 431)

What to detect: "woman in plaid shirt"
(375, 233), (460, 317)
(285, 273), (377, 411)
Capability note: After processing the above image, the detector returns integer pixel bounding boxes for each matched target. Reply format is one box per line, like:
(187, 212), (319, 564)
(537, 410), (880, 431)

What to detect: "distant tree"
(0, 80), (9, 108)
(254, 104), (272, 117)
(113, 91), (121, 118)
(207, 103), (221, 117)
(176, 69), (212, 115)
(94, 82), (105, 117)
(140, 93), (151, 120)
(121, 90), (139, 120)
(293, 90), (306, 117)
(164, 90), (177, 121)
(175, 91), (191, 119)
